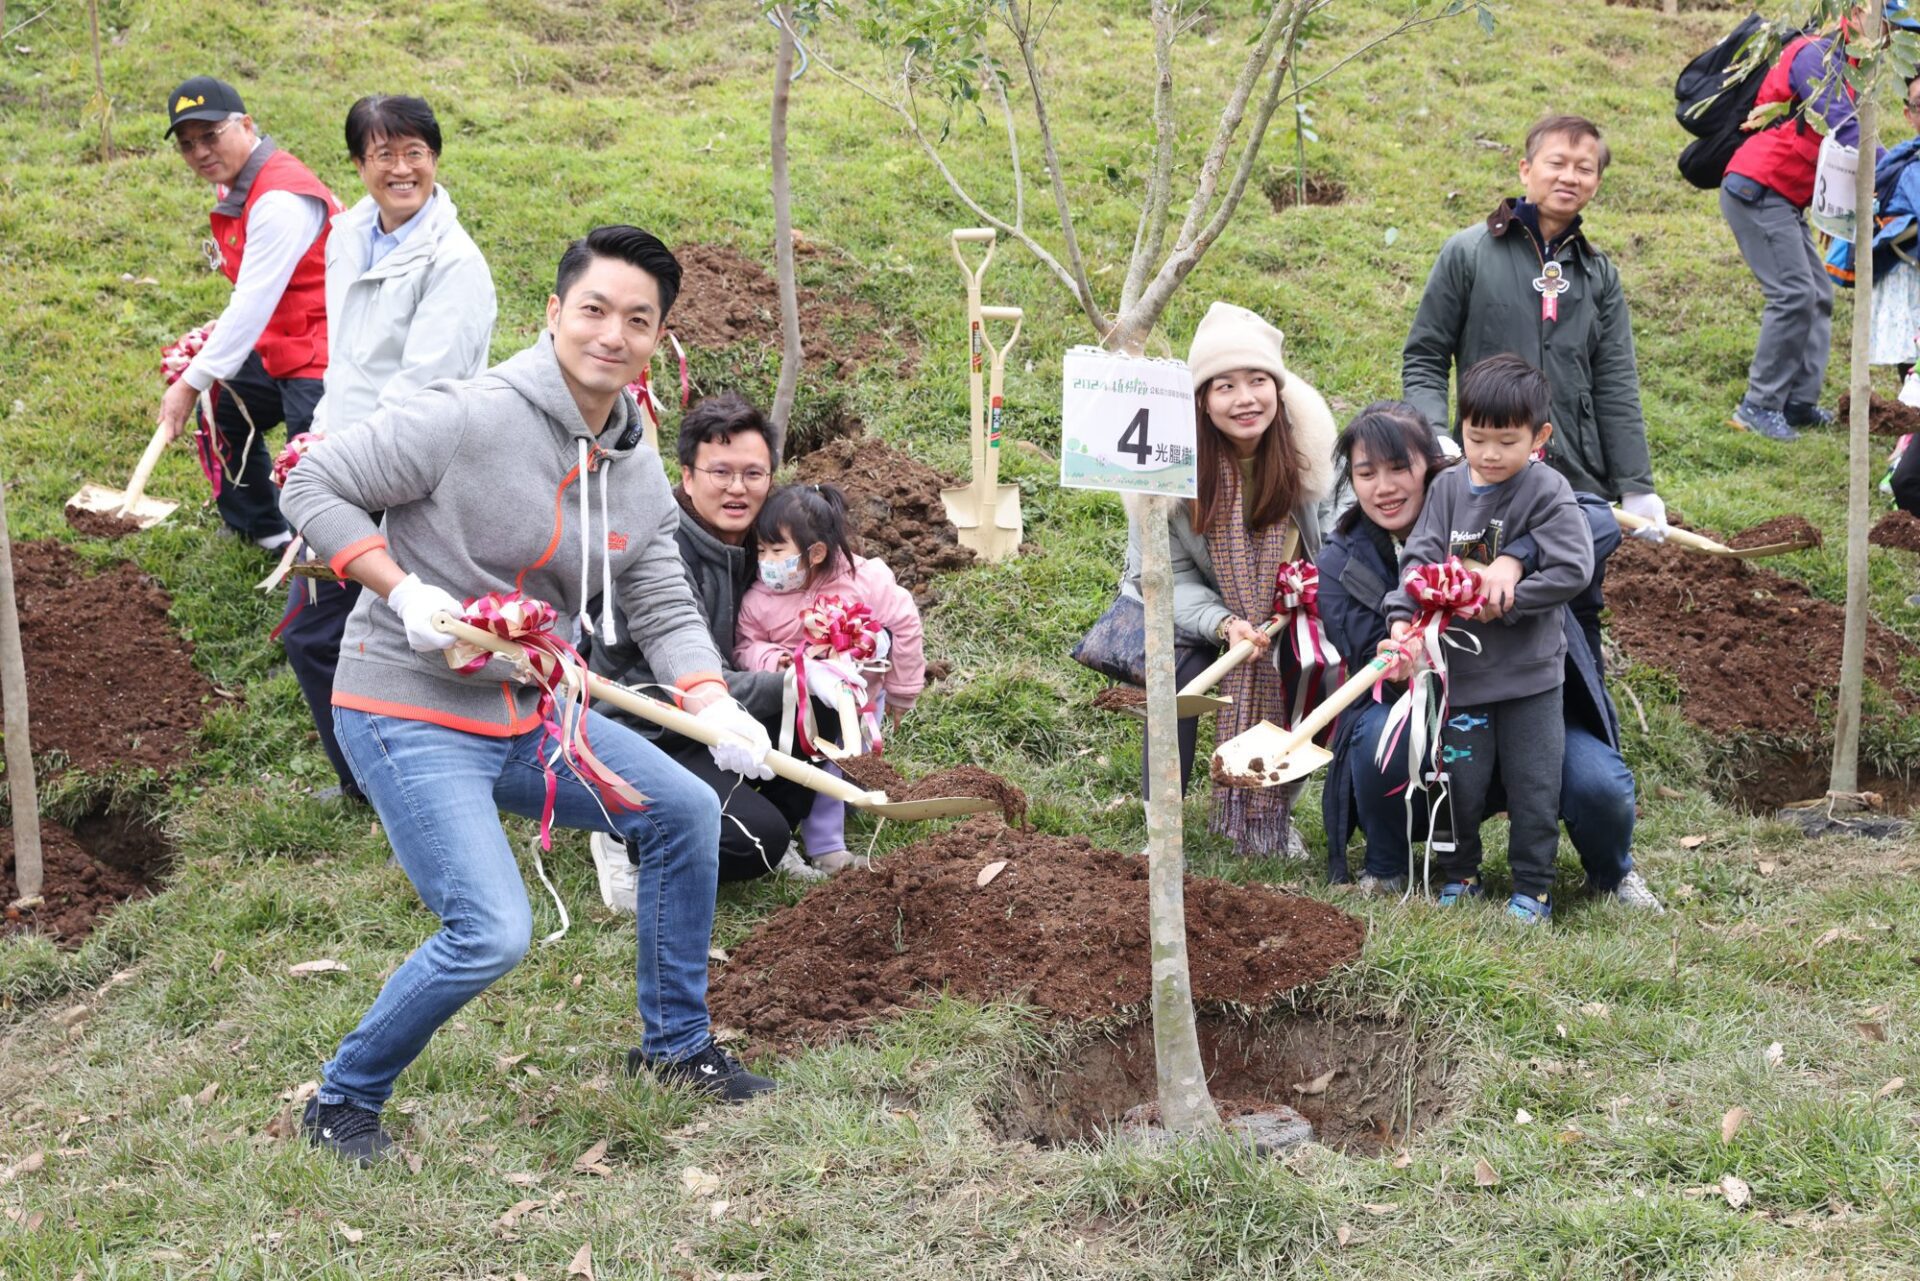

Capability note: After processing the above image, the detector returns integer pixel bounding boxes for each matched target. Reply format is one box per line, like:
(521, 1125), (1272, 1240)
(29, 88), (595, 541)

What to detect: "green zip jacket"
(1401, 199), (1655, 501)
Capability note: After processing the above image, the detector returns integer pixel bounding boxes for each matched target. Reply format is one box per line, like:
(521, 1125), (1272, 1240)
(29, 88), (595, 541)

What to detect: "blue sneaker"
(1505, 892), (1552, 925)
(1784, 400), (1835, 429)
(1436, 880), (1484, 907)
(1730, 400), (1798, 441)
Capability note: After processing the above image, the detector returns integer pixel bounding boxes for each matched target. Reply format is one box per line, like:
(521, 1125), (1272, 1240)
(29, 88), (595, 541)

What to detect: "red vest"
(209, 149), (341, 380)
(1724, 35), (1831, 209)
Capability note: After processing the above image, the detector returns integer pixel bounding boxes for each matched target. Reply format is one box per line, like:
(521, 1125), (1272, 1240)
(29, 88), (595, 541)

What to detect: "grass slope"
(3, 1), (1919, 1277)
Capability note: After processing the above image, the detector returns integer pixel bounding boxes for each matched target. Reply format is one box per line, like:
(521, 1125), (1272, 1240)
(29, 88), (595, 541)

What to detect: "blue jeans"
(1348, 697), (1635, 888)
(321, 707), (722, 1113)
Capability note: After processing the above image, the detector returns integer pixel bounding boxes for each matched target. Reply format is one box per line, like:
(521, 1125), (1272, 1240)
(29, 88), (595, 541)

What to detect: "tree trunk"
(1831, 7), (1880, 800)
(769, 8), (803, 455)
(1138, 488), (1219, 1134)
(0, 453), (43, 906)
(87, 0), (112, 162)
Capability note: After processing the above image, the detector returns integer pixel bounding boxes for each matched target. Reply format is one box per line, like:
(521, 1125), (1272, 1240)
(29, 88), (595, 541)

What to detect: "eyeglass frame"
(688, 463), (773, 490)
(174, 119), (239, 155)
(360, 144), (437, 170)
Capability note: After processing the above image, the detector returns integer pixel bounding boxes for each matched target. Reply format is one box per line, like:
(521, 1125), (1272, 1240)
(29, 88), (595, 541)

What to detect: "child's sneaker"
(1505, 892), (1551, 925)
(811, 850), (869, 874)
(1355, 873), (1408, 897)
(775, 844), (829, 882)
(1436, 879), (1483, 907)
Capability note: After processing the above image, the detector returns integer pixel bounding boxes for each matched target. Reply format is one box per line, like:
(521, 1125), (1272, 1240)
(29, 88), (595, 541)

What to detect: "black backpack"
(1674, 14), (1789, 190)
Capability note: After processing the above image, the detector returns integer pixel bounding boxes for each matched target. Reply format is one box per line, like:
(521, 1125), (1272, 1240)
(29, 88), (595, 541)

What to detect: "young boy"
(1383, 354), (1595, 925)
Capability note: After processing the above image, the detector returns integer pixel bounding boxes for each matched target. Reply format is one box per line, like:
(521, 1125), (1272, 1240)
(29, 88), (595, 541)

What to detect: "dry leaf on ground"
(498, 1200), (542, 1231)
(1292, 1068), (1336, 1096)
(1514, 1108), (1533, 1125)
(572, 1140), (612, 1176)
(681, 1166), (721, 1198)
(1473, 1157), (1499, 1187)
(1680, 835), (1708, 850)
(2, 1151), (46, 1181)
(976, 860), (1009, 887)
(1335, 1224), (1353, 1246)
(1855, 1022), (1887, 1042)
(288, 959), (349, 977)
(1763, 1042), (1784, 1067)
(337, 1224), (364, 1243)
(1874, 1077), (1904, 1100)
(1721, 1106), (1748, 1144)
(1722, 1174), (1751, 1210)
(567, 1243), (594, 1279)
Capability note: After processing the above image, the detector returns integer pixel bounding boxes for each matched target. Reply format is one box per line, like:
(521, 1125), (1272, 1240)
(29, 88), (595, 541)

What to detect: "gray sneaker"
(1355, 873), (1408, 897)
(1730, 400), (1798, 442)
(1609, 870), (1665, 914)
(775, 844), (829, 882)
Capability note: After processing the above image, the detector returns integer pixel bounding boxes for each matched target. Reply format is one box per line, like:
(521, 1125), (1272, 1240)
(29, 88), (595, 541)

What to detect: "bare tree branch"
(769, 7), (803, 446)
(983, 45), (1024, 230)
(1003, 1), (1102, 330)
(1121, 0), (1179, 315)
(1169, 3), (1292, 256)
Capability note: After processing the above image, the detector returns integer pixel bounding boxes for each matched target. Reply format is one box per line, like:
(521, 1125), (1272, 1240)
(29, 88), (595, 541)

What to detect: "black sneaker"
(626, 1040), (777, 1103)
(302, 1096), (396, 1167)
(1784, 400), (1835, 429)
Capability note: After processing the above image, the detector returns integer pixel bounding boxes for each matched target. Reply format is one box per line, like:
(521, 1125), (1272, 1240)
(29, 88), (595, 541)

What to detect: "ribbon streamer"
(447, 592), (649, 852)
(785, 594), (890, 758)
(1371, 558), (1485, 895)
(1270, 559), (1342, 730)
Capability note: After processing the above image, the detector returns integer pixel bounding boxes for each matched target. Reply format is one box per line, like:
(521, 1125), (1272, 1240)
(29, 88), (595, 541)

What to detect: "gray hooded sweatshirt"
(281, 334), (723, 735)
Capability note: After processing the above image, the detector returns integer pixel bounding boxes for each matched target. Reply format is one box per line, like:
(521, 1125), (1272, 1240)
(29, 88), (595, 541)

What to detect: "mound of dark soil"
(837, 756), (1028, 827)
(63, 506), (145, 540)
(1728, 514), (1822, 550)
(0, 539), (214, 774)
(3, 818), (157, 945)
(1606, 538), (1920, 737)
(1835, 390), (1920, 438)
(707, 816), (1367, 1052)
(670, 242), (912, 376)
(793, 436), (977, 605)
(1871, 510), (1920, 552)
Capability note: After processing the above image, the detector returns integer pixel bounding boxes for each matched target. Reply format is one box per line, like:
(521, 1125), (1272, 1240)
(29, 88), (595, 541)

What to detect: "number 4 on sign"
(1118, 408), (1151, 464)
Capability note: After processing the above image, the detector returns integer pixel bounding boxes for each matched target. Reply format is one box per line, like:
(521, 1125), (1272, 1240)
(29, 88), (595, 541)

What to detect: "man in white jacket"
(284, 95), (497, 803)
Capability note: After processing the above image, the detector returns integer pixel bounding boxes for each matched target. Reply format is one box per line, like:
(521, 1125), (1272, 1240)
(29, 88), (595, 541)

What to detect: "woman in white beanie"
(1118, 301), (1337, 858)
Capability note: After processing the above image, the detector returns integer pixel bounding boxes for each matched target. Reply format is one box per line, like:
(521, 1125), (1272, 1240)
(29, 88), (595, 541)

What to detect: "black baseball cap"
(164, 76), (246, 138)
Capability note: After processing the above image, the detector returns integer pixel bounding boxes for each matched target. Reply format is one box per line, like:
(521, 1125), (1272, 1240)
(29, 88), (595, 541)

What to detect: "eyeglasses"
(365, 145), (434, 169)
(690, 464), (772, 490)
(174, 121), (236, 155)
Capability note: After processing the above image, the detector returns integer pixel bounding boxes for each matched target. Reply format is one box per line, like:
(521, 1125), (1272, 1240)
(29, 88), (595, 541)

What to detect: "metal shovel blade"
(1730, 538), (1817, 559)
(953, 484), (1023, 561)
(1126, 692), (1233, 720)
(1210, 718), (1334, 788)
(65, 482), (177, 531)
(940, 483), (983, 531)
(860, 794), (999, 821)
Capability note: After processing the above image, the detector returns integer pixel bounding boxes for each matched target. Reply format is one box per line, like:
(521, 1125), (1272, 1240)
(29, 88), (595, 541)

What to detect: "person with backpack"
(1716, 20), (1865, 441)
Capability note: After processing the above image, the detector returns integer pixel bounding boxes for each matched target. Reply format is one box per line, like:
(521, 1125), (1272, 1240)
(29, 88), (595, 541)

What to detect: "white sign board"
(1810, 134), (1858, 242)
(1058, 348), (1197, 498)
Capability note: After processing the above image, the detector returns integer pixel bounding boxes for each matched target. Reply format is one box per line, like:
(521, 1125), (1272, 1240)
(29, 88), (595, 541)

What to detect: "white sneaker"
(776, 844), (828, 882)
(810, 850), (870, 874)
(1611, 869), (1664, 914)
(590, 831), (638, 914)
(1284, 823), (1310, 862)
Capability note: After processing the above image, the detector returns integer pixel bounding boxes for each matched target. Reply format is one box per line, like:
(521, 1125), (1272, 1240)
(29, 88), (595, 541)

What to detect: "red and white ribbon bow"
(270, 432), (323, 489)
(448, 592), (649, 851)
(162, 323), (233, 500)
(1270, 559), (1342, 728)
(786, 594), (889, 758)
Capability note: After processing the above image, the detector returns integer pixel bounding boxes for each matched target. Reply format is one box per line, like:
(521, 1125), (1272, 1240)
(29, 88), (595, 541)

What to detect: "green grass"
(5, 1), (1920, 1277)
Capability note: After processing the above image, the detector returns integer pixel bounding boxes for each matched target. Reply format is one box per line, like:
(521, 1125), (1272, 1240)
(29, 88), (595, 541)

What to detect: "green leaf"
(1476, 4), (1495, 35)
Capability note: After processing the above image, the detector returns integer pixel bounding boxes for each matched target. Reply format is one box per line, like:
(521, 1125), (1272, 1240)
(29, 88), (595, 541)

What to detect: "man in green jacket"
(1403, 115), (1668, 544)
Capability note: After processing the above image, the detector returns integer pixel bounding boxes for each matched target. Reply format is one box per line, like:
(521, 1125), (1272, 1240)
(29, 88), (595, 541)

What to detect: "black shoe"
(302, 1096), (396, 1166)
(1784, 400), (1835, 429)
(626, 1040), (777, 1103)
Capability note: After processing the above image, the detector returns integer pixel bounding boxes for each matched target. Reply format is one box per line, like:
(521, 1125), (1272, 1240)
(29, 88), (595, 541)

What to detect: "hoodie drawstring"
(575, 437), (619, 642)
(577, 439), (594, 639)
(598, 466), (615, 638)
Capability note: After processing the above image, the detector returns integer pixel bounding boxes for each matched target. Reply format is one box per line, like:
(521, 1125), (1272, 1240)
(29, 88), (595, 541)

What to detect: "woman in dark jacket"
(1316, 401), (1660, 909)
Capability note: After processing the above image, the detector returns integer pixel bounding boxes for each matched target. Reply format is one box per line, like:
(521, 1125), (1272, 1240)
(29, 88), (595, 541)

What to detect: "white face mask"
(758, 552), (808, 593)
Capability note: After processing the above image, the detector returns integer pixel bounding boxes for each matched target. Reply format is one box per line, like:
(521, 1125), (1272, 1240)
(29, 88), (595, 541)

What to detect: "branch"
(1121, 0), (1179, 315)
(1168, 3), (1292, 256)
(983, 44), (1024, 230)
(1003, 1), (1103, 331)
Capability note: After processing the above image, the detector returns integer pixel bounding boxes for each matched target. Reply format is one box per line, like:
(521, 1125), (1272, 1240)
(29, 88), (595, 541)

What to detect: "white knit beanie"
(1187, 301), (1288, 389)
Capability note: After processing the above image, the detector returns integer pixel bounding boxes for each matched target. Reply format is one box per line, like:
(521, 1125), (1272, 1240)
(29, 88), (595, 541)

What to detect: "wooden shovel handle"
(1179, 616), (1285, 698)
(428, 613), (883, 808)
(1612, 506), (1733, 556)
(1261, 656), (1393, 764)
(951, 227), (997, 243)
(117, 424), (172, 515)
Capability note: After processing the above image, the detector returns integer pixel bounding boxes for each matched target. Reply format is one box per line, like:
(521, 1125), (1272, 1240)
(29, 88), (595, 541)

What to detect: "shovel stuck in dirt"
(66, 424), (180, 532)
(1210, 654), (1393, 788)
(431, 613), (997, 822)
(939, 227), (1024, 562)
(1613, 507), (1819, 559)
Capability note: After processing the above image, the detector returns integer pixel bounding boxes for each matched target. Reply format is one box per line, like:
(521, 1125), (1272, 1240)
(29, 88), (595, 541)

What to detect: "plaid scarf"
(1202, 458), (1296, 856)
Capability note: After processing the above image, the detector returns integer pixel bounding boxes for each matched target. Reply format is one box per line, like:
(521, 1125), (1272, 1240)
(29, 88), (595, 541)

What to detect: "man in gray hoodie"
(281, 226), (778, 1166)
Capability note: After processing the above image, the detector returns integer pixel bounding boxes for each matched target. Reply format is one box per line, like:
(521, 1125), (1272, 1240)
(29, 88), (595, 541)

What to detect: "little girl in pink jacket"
(735, 483), (926, 872)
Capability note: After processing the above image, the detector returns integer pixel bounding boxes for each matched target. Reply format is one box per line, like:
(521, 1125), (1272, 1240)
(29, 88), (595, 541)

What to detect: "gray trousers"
(1719, 177), (1833, 411)
(1436, 687), (1564, 901)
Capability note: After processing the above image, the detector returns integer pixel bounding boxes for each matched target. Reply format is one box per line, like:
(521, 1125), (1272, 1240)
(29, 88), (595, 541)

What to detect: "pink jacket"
(735, 554), (926, 712)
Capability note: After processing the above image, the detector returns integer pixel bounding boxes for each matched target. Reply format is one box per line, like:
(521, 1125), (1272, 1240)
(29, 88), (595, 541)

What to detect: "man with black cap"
(159, 76), (342, 549)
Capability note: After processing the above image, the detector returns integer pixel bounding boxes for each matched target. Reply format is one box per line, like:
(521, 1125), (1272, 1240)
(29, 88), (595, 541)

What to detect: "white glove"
(698, 697), (776, 781)
(1620, 491), (1669, 544)
(385, 573), (463, 652)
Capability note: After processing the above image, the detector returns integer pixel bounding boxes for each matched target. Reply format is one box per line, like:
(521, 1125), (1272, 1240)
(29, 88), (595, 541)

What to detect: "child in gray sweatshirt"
(1384, 354), (1594, 924)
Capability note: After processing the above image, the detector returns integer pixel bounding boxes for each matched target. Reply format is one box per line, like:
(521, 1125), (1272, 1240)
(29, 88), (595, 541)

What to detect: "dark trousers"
(1893, 427), (1920, 516)
(1140, 643), (1221, 801)
(206, 352), (322, 540)
(655, 731), (816, 882)
(279, 578), (365, 798)
(1436, 688), (1565, 901)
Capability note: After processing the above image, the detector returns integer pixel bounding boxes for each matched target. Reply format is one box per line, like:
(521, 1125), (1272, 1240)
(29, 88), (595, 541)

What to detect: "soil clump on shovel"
(707, 816), (1366, 1053)
(1091, 685), (1147, 711)
(1870, 510), (1920, 552)
(1835, 390), (1920, 437)
(0, 540), (215, 774)
(1605, 538), (1920, 737)
(793, 436), (977, 605)
(62, 506), (147, 541)
(837, 755), (1028, 828)
(1727, 514), (1822, 551)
